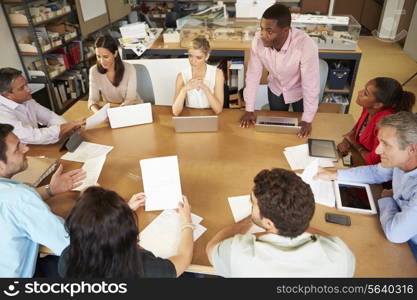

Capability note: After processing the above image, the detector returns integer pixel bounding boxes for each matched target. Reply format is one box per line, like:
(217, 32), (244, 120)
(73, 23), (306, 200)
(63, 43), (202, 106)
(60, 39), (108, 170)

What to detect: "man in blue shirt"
(315, 112), (417, 261)
(0, 123), (86, 277)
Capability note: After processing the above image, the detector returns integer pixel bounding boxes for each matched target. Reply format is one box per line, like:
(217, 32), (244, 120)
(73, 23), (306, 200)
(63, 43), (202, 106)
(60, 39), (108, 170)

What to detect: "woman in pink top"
(240, 4), (320, 138)
(88, 35), (142, 113)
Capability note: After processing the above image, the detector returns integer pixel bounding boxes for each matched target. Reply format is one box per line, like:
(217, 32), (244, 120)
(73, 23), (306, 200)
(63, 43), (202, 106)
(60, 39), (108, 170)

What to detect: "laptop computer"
(172, 116), (219, 133)
(255, 116), (301, 134)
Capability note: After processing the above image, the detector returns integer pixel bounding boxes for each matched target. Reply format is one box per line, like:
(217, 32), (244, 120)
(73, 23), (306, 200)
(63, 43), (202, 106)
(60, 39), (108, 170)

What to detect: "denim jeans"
(408, 240), (417, 262)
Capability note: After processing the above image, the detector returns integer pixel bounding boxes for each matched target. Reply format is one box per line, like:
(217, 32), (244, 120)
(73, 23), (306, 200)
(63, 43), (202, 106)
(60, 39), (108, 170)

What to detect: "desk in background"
(30, 102), (417, 277)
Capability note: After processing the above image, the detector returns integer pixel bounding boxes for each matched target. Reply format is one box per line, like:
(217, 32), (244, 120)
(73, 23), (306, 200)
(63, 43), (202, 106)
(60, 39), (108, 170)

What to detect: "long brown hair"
(95, 35), (125, 87)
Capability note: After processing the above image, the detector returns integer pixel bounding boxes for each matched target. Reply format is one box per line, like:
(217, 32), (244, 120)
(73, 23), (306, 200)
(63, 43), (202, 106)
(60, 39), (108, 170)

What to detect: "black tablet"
(334, 181), (377, 214)
(308, 138), (338, 160)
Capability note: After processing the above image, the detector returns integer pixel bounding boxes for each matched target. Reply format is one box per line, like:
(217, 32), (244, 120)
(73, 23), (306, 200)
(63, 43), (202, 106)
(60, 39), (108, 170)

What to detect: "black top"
(58, 246), (177, 278)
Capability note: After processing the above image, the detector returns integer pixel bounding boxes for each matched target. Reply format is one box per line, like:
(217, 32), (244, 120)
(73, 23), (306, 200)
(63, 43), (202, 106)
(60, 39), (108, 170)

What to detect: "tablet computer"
(333, 181), (377, 215)
(172, 116), (218, 133)
(308, 138), (338, 160)
(255, 116), (301, 134)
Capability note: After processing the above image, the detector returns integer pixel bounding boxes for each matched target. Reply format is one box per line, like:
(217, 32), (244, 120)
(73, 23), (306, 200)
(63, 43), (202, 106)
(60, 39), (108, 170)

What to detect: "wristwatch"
(45, 185), (54, 197)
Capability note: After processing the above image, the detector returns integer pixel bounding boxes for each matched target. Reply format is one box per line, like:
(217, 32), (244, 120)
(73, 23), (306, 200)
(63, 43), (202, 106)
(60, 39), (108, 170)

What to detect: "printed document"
(61, 142), (113, 163)
(85, 103), (110, 130)
(139, 210), (206, 258)
(284, 144), (334, 170)
(73, 155), (107, 191)
(140, 156), (183, 211)
(107, 103), (153, 129)
(228, 195), (264, 234)
(298, 160), (336, 207)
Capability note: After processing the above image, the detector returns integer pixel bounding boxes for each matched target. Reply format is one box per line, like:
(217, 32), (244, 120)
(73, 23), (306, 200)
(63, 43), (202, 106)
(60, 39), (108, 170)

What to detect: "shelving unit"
(2, 0), (132, 114)
(1, 0), (91, 114)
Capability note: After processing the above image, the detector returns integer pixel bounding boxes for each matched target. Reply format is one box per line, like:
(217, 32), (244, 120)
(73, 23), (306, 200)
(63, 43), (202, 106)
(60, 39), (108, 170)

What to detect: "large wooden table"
(30, 102), (417, 277)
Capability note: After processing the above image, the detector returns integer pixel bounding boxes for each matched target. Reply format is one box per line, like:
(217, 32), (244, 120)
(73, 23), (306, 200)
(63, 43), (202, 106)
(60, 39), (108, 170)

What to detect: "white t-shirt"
(211, 232), (356, 277)
(181, 64), (217, 109)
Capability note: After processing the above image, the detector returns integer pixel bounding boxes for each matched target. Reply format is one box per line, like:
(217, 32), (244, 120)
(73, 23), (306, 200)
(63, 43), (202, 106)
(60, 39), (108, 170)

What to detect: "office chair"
(138, 11), (157, 28)
(165, 11), (179, 28)
(127, 58), (189, 106)
(133, 63), (155, 105)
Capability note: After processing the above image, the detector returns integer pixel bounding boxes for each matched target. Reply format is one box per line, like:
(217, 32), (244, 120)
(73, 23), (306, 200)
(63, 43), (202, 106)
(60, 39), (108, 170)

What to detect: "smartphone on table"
(325, 212), (351, 226)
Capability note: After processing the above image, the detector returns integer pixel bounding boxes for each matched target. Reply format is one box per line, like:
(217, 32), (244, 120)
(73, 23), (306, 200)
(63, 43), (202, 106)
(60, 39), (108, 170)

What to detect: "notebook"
(12, 156), (58, 187)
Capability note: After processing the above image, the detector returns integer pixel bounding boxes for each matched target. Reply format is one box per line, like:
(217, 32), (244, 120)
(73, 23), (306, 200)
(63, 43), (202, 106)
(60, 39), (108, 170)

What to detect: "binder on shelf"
(53, 86), (64, 109)
(12, 156), (58, 187)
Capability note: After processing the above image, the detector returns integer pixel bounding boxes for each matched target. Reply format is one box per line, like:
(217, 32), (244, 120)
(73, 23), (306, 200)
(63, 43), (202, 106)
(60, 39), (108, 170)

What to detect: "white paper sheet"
(139, 210), (206, 258)
(228, 195), (252, 222)
(284, 144), (334, 170)
(85, 103), (110, 130)
(73, 155), (106, 191)
(79, 0), (107, 22)
(297, 174), (336, 207)
(140, 156), (183, 211)
(107, 103), (153, 129)
(60, 142), (113, 163)
(301, 158), (320, 185)
(227, 195), (265, 234)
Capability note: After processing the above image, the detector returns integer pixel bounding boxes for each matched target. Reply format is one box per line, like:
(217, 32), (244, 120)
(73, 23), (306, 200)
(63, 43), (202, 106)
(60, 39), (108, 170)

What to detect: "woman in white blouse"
(88, 35), (142, 113)
(172, 37), (224, 116)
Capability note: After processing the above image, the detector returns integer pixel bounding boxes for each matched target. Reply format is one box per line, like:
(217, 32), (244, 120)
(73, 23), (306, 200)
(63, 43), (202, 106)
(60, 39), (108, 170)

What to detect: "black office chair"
(165, 11), (179, 28)
(138, 11), (156, 28)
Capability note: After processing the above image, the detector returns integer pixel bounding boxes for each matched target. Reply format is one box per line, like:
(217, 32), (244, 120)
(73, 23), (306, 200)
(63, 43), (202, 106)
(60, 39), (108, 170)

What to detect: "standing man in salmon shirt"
(240, 4), (320, 137)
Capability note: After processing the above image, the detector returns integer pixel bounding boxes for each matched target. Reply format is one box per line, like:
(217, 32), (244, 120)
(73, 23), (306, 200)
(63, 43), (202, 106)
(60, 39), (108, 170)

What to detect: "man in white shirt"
(0, 68), (84, 145)
(206, 168), (355, 277)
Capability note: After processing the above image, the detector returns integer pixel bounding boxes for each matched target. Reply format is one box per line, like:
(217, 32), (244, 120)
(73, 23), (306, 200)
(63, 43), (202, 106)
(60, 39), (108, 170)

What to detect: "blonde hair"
(190, 36), (211, 55)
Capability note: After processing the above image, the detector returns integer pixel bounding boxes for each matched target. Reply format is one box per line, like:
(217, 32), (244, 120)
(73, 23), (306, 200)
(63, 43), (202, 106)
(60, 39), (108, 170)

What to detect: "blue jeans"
(408, 241), (417, 262)
(267, 88), (303, 112)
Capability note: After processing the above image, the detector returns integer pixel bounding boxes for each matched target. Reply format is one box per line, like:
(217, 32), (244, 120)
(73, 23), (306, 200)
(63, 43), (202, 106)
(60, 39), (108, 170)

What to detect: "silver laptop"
(173, 116), (219, 133)
(255, 116), (301, 134)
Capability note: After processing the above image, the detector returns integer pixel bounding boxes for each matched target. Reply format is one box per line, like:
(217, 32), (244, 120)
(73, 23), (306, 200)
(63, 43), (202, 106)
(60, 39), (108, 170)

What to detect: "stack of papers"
(120, 22), (147, 39)
(299, 159), (336, 207)
(61, 141), (113, 163)
(140, 156), (183, 211)
(284, 144), (334, 170)
(139, 210), (206, 258)
(227, 195), (264, 234)
(119, 28), (163, 57)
